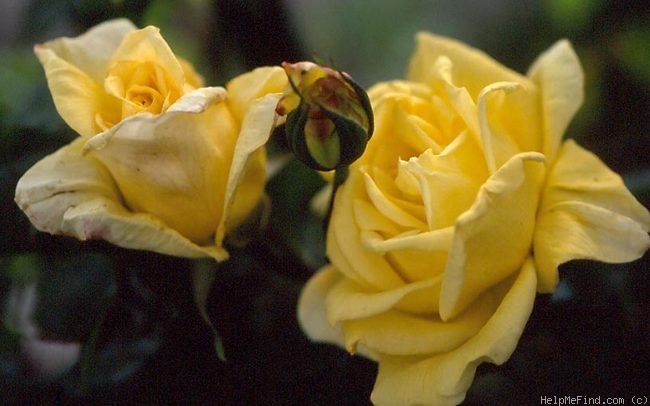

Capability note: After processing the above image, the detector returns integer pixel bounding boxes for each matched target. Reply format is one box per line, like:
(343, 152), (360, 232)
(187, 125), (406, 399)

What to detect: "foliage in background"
(1, 0), (648, 404)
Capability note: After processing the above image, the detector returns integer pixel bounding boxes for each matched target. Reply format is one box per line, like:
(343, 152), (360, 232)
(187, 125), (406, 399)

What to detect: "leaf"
(191, 259), (225, 361)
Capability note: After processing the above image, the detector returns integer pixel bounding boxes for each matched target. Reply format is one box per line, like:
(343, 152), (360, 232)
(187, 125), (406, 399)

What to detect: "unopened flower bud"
(276, 61), (373, 171)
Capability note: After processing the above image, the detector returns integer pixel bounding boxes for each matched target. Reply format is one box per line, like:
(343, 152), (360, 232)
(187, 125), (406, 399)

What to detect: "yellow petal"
(14, 138), (228, 260)
(341, 278), (502, 356)
(37, 19), (136, 83)
(226, 66), (288, 122)
(84, 87), (234, 245)
(370, 258), (537, 406)
(441, 152), (545, 321)
(328, 170), (406, 290)
(406, 131), (487, 230)
(34, 50), (107, 138)
(527, 40), (584, 162)
(325, 275), (442, 324)
(476, 82), (526, 173)
(297, 265), (346, 347)
(534, 139), (650, 292)
(217, 93), (282, 244)
(109, 25), (185, 89)
(408, 32), (531, 100)
(34, 19), (136, 137)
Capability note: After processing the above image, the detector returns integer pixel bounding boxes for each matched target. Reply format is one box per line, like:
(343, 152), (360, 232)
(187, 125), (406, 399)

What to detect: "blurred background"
(1, 0), (648, 404)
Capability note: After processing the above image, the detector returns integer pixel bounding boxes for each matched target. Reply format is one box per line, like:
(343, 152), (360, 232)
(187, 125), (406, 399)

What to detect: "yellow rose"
(299, 33), (650, 405)
(15, 19), (287, 260)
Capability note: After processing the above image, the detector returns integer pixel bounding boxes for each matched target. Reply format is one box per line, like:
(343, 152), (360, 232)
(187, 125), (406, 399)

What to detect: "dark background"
(1, 0), (648, 404)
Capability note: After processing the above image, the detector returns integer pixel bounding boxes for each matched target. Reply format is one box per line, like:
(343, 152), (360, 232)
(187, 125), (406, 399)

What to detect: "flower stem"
(324, 164), (349, 232)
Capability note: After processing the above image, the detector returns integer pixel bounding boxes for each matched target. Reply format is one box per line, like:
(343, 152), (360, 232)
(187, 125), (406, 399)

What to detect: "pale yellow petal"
(328, 171), (406, 290)
(370, 258), (537, 406)
(476, 82), (526, 173)
(407, 131), (487, 230)
(34, 46), (108, 137)
(84, 87), (234, 245)
(408, 32), (532, 100)
(341, 278), (503, 356)
(297, 265), (346, 347)
(326, 275), (442, 324)
(534, 139), (650, 292)
(109, 25), (185, 87)
(226, 66), (288, 122)
(217, 93), (282, 243)
(14, 138), (228, 260)
(527, 40), (584, 162)
(36, 18), (136, 84)
(441, 152), (545, 321)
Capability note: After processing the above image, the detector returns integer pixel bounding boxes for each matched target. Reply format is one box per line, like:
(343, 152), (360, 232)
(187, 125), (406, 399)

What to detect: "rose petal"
(217, 93), (282, 241)
(370, 258), (537, 406)
(527, 40), (584, 162)
(534, 139), (650, 291)
(325, 274), (442, 324)
(14, 138), (228, 260)
(109, 25), (186, 89)
(225, 66), (287, 122)
(408, 32), (531, 100)
(328, 170), (406, 290)
(83, 87), (234, 244)
(340, 278), (502, 356)
(34, 19), (136, 137)
(297, 265), (346, 347)
(441, 152), (545, 321)
(37, 19), (136, 83)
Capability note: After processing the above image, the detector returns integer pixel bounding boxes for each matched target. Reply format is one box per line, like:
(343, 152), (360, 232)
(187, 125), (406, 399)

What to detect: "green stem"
(324, 164), (349, 232)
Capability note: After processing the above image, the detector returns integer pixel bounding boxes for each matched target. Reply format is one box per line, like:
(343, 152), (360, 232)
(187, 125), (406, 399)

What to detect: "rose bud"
(276, 61), (373, 171)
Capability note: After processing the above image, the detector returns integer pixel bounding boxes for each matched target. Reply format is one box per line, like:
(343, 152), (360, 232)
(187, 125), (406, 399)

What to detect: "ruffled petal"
(325, 275), (442, 324)
(84, 87), (234, 245)
(340, 281), (503, 356)
(370, 258), (537, 406)
(407, 32), (532, 100)
(217, 93), (282, 242)
(328, 170), (406, 290)
(36, 19), (136, 84)
(441, 152), (545, 320)
(14, 138), (228, 260)
(297, 265), (346, 347)
(225, 66), (287, 122)
(34, 19), (136, 137)
(527, 40), (584, 162)
(109, 25), (186, 88)
(534, 139), (650, 292)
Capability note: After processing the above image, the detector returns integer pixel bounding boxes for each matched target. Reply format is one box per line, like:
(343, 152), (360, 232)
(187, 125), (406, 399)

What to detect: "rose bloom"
(15, 19), (286, 260)
(299, 33), (650, 405)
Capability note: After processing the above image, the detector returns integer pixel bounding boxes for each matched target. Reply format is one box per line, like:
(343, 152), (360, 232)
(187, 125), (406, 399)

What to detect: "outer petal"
(36, 19), (136, 83)
(407, 32), (532, 100)
(84, 87), (234, 245)
(297, 265), (346, 348)
(225, 66), (287, 122)
(325, 276), (442, 325)
(340, 283), (500, 357)
(34, 19), (136, 137)
(14, 138), (228, 260)
(217, 93), (282, 243)
(371, 258), (537, 406)
(527, 40), (584, 162)
(440, 152), (545, 321)
(534, 139), (650, 292)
